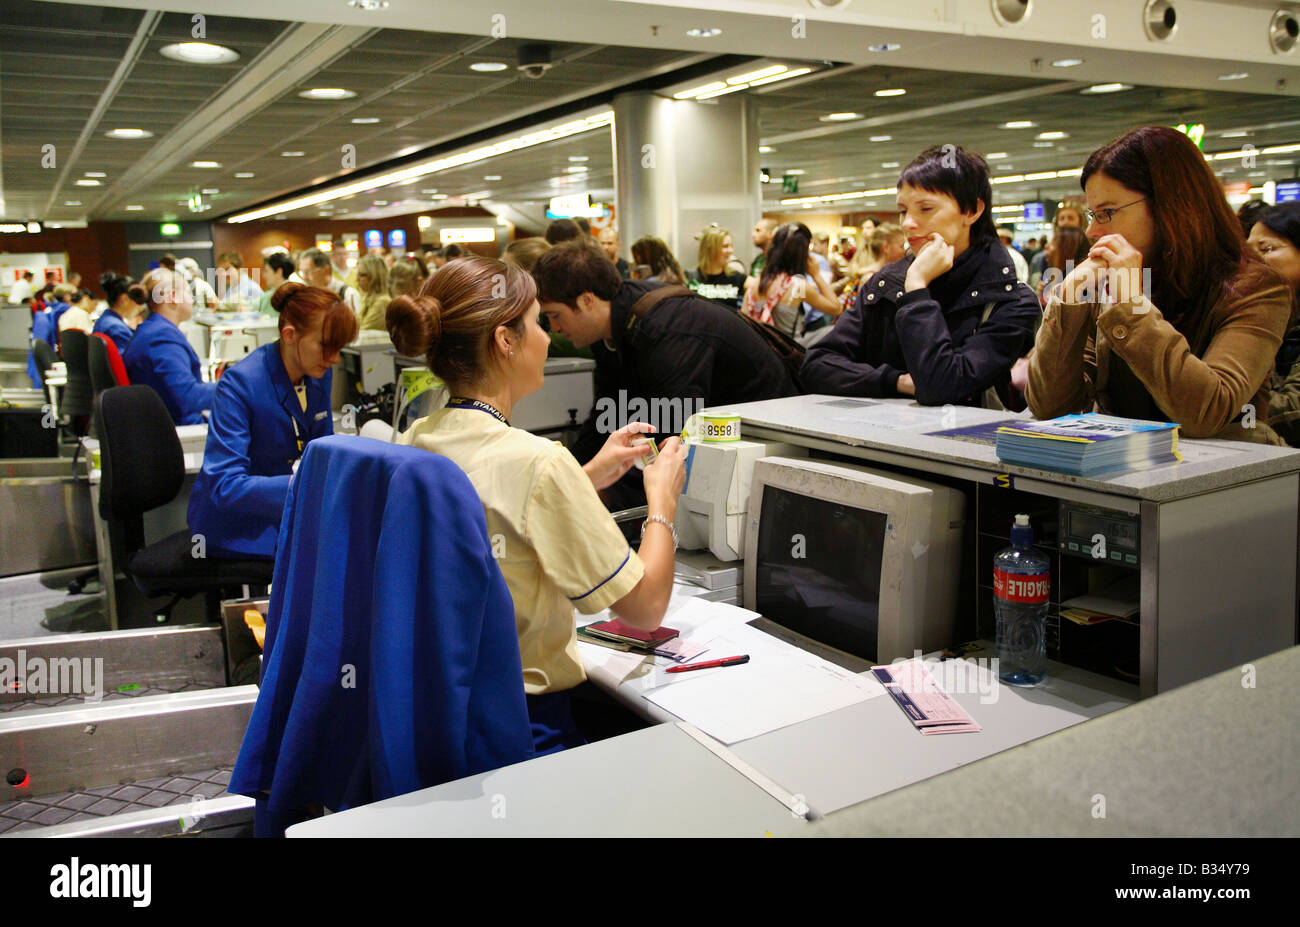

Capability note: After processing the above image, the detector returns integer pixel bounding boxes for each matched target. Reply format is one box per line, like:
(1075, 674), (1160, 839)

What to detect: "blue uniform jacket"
(93, 309), (134, 355)
(188, 341), (333, 559)
(27, 310), (55, 388)
(122, 311), (216, 424)
(229, 436), (534, 837)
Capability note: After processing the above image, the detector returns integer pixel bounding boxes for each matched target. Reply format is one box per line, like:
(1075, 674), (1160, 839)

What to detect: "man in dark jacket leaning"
(533, 239), (798, 508)
(802, 144), (1041, 408)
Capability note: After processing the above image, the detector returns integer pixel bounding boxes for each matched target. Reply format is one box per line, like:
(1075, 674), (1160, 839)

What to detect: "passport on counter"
(580, 619), (680, 650)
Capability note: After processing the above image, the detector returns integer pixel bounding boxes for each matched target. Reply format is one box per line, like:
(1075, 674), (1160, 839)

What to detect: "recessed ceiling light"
(1220, 130), (1251, 138)
(686, 27), (722, 38)
(568, 156), (589, 162)
(566, 166), (588, 173)
(1036, 131), (1068, 140)
(1051, 58), (1084, 68)
(234, 172), (255, 178)
(351, 117), (381, 124)
(1003, 121), (1036, 129)
(125, 205), (143, 211)
(868, 42), (902, 52)
(870, 135), (892, 142)
(347, 0), (390, 10)
(484, 175), (501, 181)
(63, 200), (81, 206)
(821, 112), (864, 122)
(986, 152), (1008, 159)
(84, 171), (107, 178)
(881, 162), (900, 168)
(420, 189), (438, 194)
(299, 88), (356, 100)
(1218, 72), (1249, 81)
(470, 61), (509, 72)
(281, 151), (305, 157)
(74, 179), (101, 186)
(373, 200), (388, 206)
(759, 146), (775, 153)
(997, 164), (1016, 170)
(431, 194), (449, 200)
(201, 188), (219, 194)
(1033, 141), (1055, 148)
(1081, 83), (1132, 94)
(785, 169), (806, 175)
(191, 160), (221, 168)
(106, 128), (153, 139)
(874, 88), (906, 97)
(159, 42), (240, 64)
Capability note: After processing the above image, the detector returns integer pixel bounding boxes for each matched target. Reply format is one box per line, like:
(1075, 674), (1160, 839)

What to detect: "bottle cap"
(1010, 513), (1034, 546)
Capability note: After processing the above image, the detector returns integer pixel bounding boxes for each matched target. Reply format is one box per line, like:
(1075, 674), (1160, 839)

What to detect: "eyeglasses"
(1085, 197), (1146, 225)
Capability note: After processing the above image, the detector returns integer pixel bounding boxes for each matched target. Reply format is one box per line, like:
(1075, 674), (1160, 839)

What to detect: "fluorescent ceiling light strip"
(991, 174), (1026, 184)
(228, 112), (614, 223)
(727, 65), (787, 85)
(696, 83), (749, 100)
(674, 81), (726, 99)
(1023, 171), (1058, 180)
(748, 67), (813, 87)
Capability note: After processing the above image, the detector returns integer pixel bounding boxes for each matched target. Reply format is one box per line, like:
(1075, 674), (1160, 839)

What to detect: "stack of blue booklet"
(995, 413), (1181, 476)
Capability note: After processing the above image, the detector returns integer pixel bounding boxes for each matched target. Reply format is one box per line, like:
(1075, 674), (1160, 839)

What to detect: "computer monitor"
(743, 457), (966, 663)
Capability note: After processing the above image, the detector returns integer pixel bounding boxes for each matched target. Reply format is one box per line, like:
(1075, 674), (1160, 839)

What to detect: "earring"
(509, 350), (515, 357)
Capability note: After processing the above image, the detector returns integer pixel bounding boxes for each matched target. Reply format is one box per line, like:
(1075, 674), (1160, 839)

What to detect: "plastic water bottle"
(994, 514), (1050, 686)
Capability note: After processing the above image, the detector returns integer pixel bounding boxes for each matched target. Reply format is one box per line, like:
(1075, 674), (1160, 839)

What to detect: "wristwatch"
(641, 514), (679, 551)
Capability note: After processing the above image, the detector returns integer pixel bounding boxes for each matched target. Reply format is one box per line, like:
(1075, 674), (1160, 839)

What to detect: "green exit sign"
(782, 174), (799, 194)
(1174, 123), (1205, 149)
(160, 223), (181, 236)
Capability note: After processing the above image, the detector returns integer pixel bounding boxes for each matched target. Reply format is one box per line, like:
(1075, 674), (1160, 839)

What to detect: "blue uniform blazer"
(188, 341), (333, 559)
(93, 309), (135, 355)
(122, 312), (216, 425)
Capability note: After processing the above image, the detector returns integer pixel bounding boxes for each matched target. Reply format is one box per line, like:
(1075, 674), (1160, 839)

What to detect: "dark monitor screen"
(753, 485), (887, 661)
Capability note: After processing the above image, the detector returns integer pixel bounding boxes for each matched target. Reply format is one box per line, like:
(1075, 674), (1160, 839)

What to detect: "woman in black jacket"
(802, 145), (1041, 406)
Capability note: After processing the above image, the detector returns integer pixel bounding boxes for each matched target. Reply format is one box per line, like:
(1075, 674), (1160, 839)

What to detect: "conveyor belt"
(0, 680), (222, 714)
(0, 766), (233, 834)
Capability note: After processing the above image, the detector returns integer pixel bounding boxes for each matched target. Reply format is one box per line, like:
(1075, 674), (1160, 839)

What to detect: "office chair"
(65, 335), (132, 595)
(95, 385), (274, 624)
(32, 338), (58, 412)
(58, 330), (94, 463)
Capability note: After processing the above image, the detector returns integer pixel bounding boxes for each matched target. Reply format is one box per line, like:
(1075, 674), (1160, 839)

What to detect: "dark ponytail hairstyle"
(100, 271), (146, 307)
(760, 222), (813, 294)
(387, 255), (536, 387)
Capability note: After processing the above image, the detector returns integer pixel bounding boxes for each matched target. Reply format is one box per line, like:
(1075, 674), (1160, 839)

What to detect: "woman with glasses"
(1026, 126), (1291, 442)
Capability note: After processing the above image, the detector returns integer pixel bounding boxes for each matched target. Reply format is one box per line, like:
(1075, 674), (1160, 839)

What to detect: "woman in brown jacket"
(1026, 126), (1290, 443)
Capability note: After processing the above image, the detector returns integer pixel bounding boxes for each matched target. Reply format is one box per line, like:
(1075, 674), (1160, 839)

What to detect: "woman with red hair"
(1027, 126), (1291, 442)
(188, 282), (359, 559)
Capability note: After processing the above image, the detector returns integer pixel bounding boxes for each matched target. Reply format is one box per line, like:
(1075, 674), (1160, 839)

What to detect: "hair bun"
(386, 293), (441, 359)
(270, 280), (306, 314)
(100, 271), (118, 290)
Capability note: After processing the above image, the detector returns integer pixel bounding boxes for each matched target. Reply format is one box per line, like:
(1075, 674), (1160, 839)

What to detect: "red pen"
(665, 655), (750, 673)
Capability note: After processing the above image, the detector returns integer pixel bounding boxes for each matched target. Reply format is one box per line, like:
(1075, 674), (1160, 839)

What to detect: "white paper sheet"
(643, 623), (885, 744)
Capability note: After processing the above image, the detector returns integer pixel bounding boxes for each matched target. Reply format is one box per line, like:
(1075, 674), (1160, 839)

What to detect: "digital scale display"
(1060, 503), (1140, 565)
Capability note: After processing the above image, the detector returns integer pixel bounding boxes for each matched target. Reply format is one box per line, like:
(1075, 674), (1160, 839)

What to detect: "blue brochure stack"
(995, 413), (1181, 477)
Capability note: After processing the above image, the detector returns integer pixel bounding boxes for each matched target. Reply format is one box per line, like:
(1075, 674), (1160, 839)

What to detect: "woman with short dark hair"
(1027, 126), (1290, 442)
(803, 145), (1041, 405)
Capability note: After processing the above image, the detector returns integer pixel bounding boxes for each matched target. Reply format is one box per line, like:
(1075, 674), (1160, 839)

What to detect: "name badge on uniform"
(314, 411), (329, 421)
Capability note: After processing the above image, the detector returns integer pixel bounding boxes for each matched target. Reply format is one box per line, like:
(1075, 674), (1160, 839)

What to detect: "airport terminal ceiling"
(4, 0), (1300, 227)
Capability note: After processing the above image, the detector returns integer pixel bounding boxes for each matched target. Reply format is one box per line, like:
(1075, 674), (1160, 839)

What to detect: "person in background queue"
(94, 272), (146, 354)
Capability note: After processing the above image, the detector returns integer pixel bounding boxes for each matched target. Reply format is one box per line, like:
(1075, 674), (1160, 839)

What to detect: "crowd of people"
(14, 122), (1300, 772)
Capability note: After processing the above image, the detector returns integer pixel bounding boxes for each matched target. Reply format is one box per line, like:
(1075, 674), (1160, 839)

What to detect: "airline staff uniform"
(93, 309), (135, 354)
(400, 402), (645, 754)
(188, 341), (333, 559)
(122, 312), (216, 425)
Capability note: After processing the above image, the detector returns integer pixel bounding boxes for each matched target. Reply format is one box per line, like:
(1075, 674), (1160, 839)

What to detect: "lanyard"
(447, 396), (509, 426)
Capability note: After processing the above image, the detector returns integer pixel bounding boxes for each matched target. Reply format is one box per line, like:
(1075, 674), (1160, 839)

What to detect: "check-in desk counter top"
(723, 396), (1300, 698)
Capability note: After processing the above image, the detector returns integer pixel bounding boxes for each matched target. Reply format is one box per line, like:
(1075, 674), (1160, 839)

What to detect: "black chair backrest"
(33, 338), (57, 377)
(97, 386), (185, 554)
(60, 330), (94, 420)
(87, 334), (118, 398)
